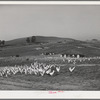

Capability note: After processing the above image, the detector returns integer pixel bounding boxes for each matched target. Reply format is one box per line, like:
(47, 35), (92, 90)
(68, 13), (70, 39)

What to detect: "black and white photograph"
(0, 1), (100, 93)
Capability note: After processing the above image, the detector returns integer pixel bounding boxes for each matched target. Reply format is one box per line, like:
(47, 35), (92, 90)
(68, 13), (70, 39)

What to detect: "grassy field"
(0, 55), (100, 90)
(0, 36), (100, 90)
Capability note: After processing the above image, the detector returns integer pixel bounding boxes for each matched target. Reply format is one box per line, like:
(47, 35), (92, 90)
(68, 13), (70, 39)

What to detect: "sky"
(0, 5), (100, 41)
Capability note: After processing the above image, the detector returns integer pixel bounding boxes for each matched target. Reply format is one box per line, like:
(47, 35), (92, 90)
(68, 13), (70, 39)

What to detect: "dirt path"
(58, 64), (100, 67)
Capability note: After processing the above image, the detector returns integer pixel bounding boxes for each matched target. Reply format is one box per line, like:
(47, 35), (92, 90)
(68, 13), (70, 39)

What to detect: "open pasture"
(0, 56), (100, 90)
(0, 55), (100, 66)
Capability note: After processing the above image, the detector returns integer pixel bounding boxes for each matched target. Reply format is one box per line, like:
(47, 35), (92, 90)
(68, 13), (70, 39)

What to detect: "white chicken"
(69, 66), (75, 72)
(49, 70), (55, 76)
(56, 66), (60, 72)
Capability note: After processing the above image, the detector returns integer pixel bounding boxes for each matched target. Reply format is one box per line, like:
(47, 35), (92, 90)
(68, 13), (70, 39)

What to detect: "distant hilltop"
(86, 39), (100, 43)
(5, 36), (77, 46)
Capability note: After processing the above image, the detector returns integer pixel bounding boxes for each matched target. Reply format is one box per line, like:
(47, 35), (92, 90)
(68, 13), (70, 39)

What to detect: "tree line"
(26, 36), (36, 43)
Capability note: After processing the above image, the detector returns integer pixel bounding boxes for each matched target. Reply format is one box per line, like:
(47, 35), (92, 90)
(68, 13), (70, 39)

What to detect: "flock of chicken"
(62, 56), (100, 63)
(0, 56), (100, 77)
(0, 62), (61, 77)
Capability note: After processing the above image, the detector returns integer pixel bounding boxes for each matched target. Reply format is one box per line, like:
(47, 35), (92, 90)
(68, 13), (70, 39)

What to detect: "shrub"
(16, 55), (20, 57)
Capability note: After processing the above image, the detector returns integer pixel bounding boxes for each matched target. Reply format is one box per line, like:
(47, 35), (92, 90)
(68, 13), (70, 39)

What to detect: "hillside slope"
(0, 36), (100, 57)
(6, 36), (75, 46)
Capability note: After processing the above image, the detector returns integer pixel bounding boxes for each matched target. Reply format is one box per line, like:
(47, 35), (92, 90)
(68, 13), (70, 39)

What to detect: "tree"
(0, 40), (5, 46)
(0, 40), (1, 45)
(2, 40), (5, 45)
(26, 37), (30, 43)
(31, 36), (36, 43)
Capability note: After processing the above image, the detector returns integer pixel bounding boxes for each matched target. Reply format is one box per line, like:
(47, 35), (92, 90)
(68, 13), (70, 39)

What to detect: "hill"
(0, 36), (100, 57)
(6, 36), (75, 46)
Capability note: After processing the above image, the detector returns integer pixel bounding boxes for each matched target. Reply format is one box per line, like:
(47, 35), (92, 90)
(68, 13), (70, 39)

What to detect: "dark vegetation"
(0, 40), (5, 47)
(26, 36), (36, 44)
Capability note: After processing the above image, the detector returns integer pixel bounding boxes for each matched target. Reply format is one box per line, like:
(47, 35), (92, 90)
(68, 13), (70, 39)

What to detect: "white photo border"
(0, 1), (100, 99)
